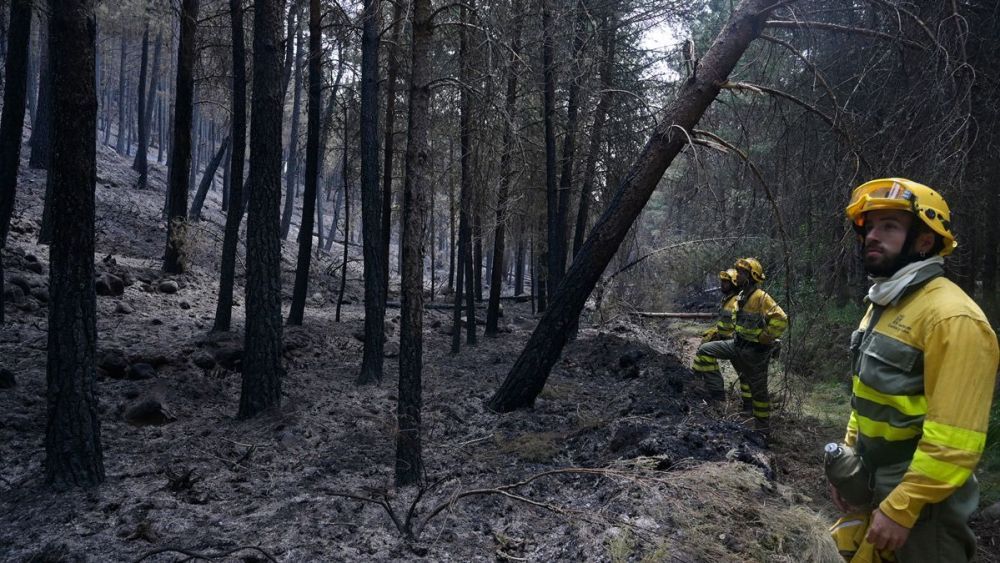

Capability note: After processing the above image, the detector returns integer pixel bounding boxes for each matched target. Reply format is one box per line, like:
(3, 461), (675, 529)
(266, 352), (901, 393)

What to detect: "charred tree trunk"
(574, 14), (615, 257)
(280, 2), (296, 98)
(0, 0), (32, 326)
(45, 0), (104, 486)
(356, 0), (385, 384)
(212, 0), (248, 333)
(381, 0), (403, 294)
(115, 27), (127, 154)
(541, 0), (559, 299)
(514, 236), (524, 296)
(287, 0), (322, 326)
(396, 0), (432, 487)
(485, 11), (520, 336)
(189, 135), (231, 220)
(280, 16), (304, 240)
(163, 0), (198, 274)
(132, 22), (149, 173)
(239, 0), (286, 419)
(458, 3), (476, 346)
(557, 0), (584, 274)
(29, 6), (50, 169)
(134, 28), (161, 189)
(336, 115), (350, 323)
(488, 0), (778, 412)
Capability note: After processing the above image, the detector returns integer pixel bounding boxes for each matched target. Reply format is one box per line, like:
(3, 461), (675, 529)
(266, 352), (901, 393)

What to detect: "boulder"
(8, 274), (34, 294)
(213, 345), (244, 370)
(98, 349), (129, 379)
(115, 301), (134, 314)
(124, 399), (176, 426)
(3, 283), (25, 303)
(30, 287), (50, 303)
(16, 297), (40, 312)
(95, 273), (125, 296)
(383, 341), (400, 358)
(158, 280), (179, 294)
(192, 351), (216, 370)
(0, 368), (15, 389)
(127, 363), (157, 380)
(179, 301), (191, 310)
(25, 261), (44, 274)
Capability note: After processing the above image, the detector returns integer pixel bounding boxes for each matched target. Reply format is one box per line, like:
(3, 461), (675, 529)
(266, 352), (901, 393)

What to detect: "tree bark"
(45, 0), (104, 487)
(287, 0), (322, 326)
(485, 7), (521, 336)
(280, 12), (304, 239)
(396, 0), (432, 487)
(541, 0), (559, 300)
(115, 26), (126, 154)
(134, 27), (161, 189)
(381, 0), (403, 295)
(574, 13), (616, 257)
(336, 114), (350, 322)
(212, 0), (248, 333)
(458, 2), (476, 346)
(28, 4), (49, 169)
(163, 0), (198, 274)
(239, 0), (286, 419)
(0, 0), (32, 325)
(488, 0), (777, 412)
(189, 135), (231, 220)
(356, 0), (385, 384)
(133, 21), (149, 170)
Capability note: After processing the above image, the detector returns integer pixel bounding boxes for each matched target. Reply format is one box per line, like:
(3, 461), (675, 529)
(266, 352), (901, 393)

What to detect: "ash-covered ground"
(1, 141), (996, 562)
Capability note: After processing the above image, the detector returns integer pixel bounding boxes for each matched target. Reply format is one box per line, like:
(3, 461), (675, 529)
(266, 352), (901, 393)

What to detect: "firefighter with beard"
(829, 178), (998, 562)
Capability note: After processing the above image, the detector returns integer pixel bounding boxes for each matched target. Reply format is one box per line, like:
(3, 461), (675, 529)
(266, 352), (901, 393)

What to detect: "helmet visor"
(846, 182), (915, 223)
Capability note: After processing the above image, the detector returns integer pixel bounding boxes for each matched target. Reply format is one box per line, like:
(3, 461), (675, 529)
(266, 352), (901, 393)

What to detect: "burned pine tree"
(134, 24), (163, 190)
(238, 0), (286, 419)
(212, 0), (248, 333)
(0, 0), (33, 325)
(287, 0), (323, 326)
(163, 0), (199, 274)
(396, 0), (432, 487)
(485, 4), (521, 337)
(44, 0), (104, 486)
(356, 0), (386, 385)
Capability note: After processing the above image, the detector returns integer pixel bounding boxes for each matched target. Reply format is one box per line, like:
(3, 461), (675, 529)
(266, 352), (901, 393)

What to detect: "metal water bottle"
(824, 442), (873, 508)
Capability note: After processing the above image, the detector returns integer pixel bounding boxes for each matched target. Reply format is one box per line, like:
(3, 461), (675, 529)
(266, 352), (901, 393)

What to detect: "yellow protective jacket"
(703, 293), (738, 341)
(843, 275), (999, 528)
(734, 286), (788, 343)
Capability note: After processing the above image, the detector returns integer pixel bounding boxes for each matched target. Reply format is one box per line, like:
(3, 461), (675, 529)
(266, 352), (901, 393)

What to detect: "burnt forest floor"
(2, 140), (999, 562)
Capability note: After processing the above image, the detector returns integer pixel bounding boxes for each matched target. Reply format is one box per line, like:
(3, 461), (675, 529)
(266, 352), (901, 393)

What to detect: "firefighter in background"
(691, 268), (740, 401)
(691, 258), (787, 435)
(830, 178), (998, 561)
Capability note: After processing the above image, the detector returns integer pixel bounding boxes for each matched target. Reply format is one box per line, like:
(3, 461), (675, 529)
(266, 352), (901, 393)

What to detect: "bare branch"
(764, 20), (927, 50)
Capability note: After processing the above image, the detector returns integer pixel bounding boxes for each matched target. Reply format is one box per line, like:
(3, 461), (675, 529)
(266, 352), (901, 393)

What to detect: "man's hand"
(757, 333), (774, 346)
(829, 482), (852, 513)
(866, 508), (910, 552)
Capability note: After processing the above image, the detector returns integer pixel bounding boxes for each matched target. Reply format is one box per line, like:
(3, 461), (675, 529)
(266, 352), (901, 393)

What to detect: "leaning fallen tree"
(488, 0), (783, 412)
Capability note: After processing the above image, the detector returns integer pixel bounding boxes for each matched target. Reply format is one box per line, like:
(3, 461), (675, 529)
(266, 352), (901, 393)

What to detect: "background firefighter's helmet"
(845, 177), (957, 256)
(734, 258), (765, 282)
(719, 268), (738, 284)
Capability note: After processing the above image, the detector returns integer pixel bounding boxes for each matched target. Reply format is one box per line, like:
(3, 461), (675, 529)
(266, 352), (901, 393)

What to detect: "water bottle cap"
(824, 442), (840, 454)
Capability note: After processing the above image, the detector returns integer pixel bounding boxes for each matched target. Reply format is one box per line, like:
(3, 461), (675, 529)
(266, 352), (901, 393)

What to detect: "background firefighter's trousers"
(692, 338), (771, 423)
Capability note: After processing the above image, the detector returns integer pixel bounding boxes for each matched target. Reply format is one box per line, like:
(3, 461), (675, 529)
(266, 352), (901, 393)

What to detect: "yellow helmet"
(719, 269), (738, 284)
(734, 257), (765, 282)
(845, 178), (957, 256)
